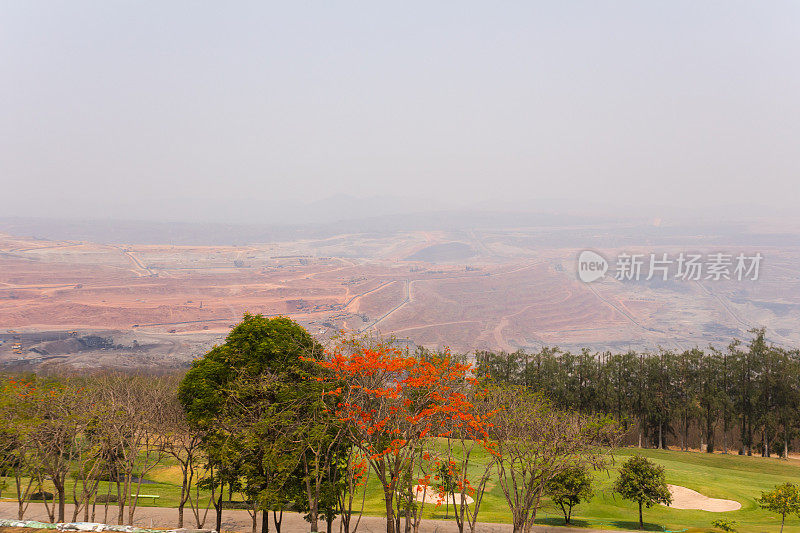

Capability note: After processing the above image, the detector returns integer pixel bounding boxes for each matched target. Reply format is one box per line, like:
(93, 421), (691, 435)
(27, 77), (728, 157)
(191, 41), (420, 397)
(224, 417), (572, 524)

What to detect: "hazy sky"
(2, 2), (799, 223)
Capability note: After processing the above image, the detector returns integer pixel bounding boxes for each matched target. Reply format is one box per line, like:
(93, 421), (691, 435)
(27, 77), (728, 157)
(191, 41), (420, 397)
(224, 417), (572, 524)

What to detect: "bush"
(30, 491), (54, 501)
(711, 518), (738, 532)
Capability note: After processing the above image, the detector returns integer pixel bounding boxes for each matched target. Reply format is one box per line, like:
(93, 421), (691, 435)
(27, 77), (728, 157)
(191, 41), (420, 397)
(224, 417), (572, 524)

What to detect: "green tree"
(178, 313), (326, 533)
(757, 482), (800, 533)
(613, 455), (671, 529)
(699, 349), (727, 453)
(544, 466), (593, 524)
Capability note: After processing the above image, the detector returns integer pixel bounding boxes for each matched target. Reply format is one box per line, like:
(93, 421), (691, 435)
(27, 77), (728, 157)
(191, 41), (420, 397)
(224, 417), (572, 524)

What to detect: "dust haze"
(1, 2), (799, 368)
(2, 2), (799, 223)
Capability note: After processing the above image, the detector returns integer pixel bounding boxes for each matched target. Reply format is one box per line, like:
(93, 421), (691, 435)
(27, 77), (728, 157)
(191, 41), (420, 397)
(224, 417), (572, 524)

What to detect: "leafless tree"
(94, 373), (168, 525)
(491, 386), (619, 533)
(68, 391), (104, 522)
(162, 377), (206, 528)
(28, 380), (83, 522)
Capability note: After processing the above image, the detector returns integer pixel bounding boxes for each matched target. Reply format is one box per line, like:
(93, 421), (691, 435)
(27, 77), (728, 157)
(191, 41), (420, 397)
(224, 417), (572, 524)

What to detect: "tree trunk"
(685, 417), (690, 451)
(309, 509), (319, 533)
(102, 482), (111, 524)
(785, 434), (789, 460)
(273, 509), (282, 533)
(55, 480), (66, 522)
(178, 475), (187, 528)
(262, 509), (269, 533)
(215, 491), (223, 533)
(307, 490), (319, 532)
(303, 457), (319, 533)
(638, 501), (643, 529)
(383, 487), (396, 533)
(706, 416), (715, 453)
(116, 479), (125, 525)
(740, 416), (746, 455)
(765, 432), (771, 458)
(722, 421), (728, 454)
(780, 512), (785, 533)
(511, 513), (524, 533)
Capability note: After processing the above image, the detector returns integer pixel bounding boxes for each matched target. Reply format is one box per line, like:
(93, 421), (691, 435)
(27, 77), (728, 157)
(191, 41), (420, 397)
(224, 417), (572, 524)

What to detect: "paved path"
(0, 502), (632, 533)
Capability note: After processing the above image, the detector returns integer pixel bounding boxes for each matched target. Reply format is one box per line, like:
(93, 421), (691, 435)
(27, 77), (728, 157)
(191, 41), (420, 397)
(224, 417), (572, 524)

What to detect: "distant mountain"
(0, 210), (616, 246)
(1, 208), (797, 247)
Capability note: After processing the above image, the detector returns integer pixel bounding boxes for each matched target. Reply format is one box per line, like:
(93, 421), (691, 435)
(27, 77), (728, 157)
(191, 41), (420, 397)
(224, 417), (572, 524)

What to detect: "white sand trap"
(411, 484), (474, 505)
(663, 484), (741, 512)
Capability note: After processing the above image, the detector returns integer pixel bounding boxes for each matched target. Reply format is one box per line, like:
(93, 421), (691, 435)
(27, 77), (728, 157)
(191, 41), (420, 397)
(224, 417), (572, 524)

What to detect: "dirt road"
(0, 502), (631, 533)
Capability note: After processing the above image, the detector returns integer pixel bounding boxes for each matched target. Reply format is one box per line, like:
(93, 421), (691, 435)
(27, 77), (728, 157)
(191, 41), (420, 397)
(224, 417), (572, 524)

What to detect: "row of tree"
(4, 317), (795, 533)
(0, 315), (621, 533)
(177, 315), (621, 533)
(0, 372), (182, 526)
(475, 328), (800, 456)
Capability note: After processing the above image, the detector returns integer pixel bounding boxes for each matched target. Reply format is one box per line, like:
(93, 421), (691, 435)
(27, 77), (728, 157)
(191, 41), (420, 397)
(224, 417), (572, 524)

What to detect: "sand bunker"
(663, 484), (741, 512)
(411, 484), (474, 505)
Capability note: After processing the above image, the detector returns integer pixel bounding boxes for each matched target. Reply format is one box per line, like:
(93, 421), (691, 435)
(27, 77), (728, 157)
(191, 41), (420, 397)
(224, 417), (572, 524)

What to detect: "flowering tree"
(316, 339), (491, 533)
(439, 380), (499, 533)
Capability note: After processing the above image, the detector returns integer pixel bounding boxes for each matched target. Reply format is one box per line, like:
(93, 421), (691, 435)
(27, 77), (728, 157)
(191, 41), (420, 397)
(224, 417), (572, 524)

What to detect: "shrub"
(711, 518), (738, 532)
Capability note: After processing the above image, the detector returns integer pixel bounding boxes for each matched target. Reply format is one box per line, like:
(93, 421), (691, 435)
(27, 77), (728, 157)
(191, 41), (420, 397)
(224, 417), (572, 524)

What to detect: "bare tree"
(491, 386), (619, 533)
(11, 443), (37, 520)
(68, 401), (104, 522)
(186, 464), (215, 529)
(94, 373), (168, 525)
(162, 378), (205, 528)
(28, 379), (83, 523)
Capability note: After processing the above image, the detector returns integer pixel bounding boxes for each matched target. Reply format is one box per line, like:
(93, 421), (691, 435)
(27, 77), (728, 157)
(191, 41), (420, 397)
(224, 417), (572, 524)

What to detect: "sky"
(1, 2), (799, 224)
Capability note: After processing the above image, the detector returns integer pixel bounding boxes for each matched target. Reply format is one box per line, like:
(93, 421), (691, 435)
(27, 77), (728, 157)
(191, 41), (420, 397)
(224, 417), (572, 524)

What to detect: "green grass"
(592, 448), (800, 533)
(4, 448), (800, 532)
(355, 446), (800, 532)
